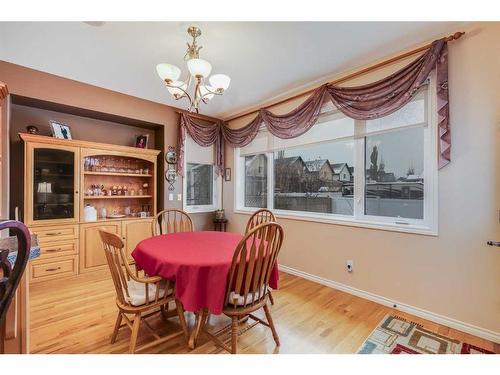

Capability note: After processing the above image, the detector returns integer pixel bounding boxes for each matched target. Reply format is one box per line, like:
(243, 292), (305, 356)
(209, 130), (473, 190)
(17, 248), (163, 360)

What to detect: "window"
(235, 81), (437, 235)
(365, 127), (424, 219)
(273, 138), (355, 216)
(183, 135), (221, 213)
(244, 154), (267, 208)
(186, 163), (213, 206)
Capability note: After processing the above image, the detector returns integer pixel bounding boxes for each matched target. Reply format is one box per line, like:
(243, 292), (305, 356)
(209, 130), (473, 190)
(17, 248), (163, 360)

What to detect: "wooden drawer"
(31, 256), (78, 282)
(34, 239), (79, 261)
(31, 225), (79, 245)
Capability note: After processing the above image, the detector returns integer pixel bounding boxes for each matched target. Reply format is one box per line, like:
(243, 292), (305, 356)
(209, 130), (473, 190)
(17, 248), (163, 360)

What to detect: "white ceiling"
(0, 22), (465, 119)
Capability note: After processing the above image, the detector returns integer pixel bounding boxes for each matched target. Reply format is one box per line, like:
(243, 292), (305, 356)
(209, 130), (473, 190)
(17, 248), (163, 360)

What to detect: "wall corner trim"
(279, 265), (500, 344)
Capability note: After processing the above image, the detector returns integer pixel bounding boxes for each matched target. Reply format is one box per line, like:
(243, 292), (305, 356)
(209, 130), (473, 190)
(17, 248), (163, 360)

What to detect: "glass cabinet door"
(32, 147), (77, 221)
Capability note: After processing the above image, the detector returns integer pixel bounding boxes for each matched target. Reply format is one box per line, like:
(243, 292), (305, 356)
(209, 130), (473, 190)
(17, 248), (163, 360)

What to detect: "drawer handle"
(46, 267), (61, 272)
(46, 232), (63, 236)
(46, 248), (63, 253)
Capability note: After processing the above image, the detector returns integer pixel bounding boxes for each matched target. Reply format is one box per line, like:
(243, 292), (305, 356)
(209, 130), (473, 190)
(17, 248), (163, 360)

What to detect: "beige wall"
(223, 23), (500, 334)
(0, 60), (215, 228)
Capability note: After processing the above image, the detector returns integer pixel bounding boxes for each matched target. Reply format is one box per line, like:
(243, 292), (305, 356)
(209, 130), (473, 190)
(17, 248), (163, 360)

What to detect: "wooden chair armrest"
(128, 273), (163, 284)
(121, 258), (163, 284)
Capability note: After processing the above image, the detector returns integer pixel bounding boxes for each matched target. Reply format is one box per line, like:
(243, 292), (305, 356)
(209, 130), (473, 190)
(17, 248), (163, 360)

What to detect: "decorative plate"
(107, 214), (126, 219)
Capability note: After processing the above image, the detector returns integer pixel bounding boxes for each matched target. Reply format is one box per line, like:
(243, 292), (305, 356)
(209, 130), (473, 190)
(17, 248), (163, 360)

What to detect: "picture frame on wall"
(135, 134), (149, 149)
(224, 168), (231, 182)
(49, 121), (72, 140)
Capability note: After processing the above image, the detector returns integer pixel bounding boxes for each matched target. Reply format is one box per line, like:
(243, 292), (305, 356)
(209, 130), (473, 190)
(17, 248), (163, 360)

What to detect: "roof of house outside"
(331, 162), (349, 174)
(246, 153), (266, 166)
(304, 159), (331, 172)
(275, 156), (304, 167)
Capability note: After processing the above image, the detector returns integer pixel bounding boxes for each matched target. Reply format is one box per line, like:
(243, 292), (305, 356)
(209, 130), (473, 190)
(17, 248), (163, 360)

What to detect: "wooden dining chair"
(99, 230), (189, 353)
(203, 222), (284, 354)
(245, 208), (277, 305)
(152, 209), (194, 235)
(245, 208), (276, 233)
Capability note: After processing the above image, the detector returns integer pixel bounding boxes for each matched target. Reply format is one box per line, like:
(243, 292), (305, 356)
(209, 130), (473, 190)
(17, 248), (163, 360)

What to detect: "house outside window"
(235, 80), (437, 235)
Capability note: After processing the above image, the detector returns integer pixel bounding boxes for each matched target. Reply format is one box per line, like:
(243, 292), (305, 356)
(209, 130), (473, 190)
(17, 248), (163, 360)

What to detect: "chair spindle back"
(152, 209), (193, 236)
(99, 230), (170, 308)
(245, 209), (276, 234)
(225, 222), (283, 309)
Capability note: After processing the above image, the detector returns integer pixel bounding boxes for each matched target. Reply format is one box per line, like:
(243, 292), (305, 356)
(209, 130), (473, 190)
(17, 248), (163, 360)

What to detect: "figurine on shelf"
(142, 182), (149, 195)
(26, 125), (40, 134)
(101, 157), (109, 172)
(123, 186), (128, 196)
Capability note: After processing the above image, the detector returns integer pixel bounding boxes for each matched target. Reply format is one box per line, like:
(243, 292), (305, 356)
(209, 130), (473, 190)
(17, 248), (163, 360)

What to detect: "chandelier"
(156, 26), (231, 113)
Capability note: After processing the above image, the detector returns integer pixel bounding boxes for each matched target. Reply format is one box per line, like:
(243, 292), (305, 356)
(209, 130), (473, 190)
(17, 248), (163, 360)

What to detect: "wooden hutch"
(20, 133), (160, 283)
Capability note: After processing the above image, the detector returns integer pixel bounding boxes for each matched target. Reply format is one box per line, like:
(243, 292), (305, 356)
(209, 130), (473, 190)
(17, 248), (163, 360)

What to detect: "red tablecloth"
(132, 231), (279, 315)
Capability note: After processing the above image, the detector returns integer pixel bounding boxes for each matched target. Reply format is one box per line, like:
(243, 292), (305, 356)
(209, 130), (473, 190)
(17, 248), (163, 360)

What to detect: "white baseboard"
(280, 265), (500, 344)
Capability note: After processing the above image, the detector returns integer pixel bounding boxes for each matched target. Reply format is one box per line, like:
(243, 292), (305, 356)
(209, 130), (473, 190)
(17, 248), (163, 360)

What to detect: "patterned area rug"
(357, 315), (494, 354)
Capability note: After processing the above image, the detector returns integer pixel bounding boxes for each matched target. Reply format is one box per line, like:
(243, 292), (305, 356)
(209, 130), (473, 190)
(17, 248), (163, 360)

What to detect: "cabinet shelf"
(84, 171), (152, 177)
(83, 195), (152, 200)
(35, 203), (74, 206)
(81, 216), (153, 224)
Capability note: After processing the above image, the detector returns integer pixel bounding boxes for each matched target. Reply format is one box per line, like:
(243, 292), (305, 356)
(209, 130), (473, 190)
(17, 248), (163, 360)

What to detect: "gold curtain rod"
(225, 31), (465, 123)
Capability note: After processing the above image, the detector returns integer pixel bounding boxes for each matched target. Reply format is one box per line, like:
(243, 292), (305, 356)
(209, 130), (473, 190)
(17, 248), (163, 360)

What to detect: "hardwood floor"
(29, 270), (499, 354)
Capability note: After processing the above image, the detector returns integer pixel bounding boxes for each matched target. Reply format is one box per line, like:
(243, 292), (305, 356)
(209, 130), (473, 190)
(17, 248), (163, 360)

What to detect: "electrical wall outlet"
(177, 193), (182, 201)
(346, 260), (354, 273)
(168, 193), (174, 201)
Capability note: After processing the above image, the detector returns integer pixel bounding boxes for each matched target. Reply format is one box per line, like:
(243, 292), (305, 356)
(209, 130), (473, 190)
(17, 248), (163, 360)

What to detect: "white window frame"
(183, 139), (222, 214)
(234, 75), (438, 236)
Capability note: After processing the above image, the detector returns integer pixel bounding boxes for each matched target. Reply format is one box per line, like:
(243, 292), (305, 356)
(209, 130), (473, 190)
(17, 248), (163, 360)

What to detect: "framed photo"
(224, 168), (231, 182)
(135, 134), (149, 149)
(49, 121), (72, 140)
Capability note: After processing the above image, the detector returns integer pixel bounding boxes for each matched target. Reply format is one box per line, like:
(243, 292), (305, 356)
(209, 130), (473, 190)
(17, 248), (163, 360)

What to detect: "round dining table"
(132, 231), (279, 349)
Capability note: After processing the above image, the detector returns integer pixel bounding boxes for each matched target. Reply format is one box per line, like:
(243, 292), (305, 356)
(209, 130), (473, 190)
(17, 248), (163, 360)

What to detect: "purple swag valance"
(177, 37), (450, 177)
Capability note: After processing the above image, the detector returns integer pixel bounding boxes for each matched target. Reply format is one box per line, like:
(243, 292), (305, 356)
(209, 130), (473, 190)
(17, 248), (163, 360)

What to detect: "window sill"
(185, 206), (218, 214)
(233, 208), (437, 236)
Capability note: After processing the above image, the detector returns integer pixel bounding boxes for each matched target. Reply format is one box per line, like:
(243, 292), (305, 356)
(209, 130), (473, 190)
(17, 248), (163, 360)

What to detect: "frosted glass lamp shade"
(37, 182), (52, 193)
(187, 58), (212, 78)
(209, 74), (230, 91)
(200, 85), (215, 101)
(167, 81), (187, 98)
(156, 63), (181, 82)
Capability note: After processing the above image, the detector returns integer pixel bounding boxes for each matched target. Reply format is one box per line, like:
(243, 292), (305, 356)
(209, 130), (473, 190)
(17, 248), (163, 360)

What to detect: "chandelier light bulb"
(187, 58), (212, 78)
(209, 74), (231, 92)
(156, 63), (181, 82)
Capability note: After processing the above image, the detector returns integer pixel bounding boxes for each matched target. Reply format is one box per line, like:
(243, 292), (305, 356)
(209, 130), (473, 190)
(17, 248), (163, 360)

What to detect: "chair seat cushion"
(229, 285), (267, 306)
(125, 280), (171, 306)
